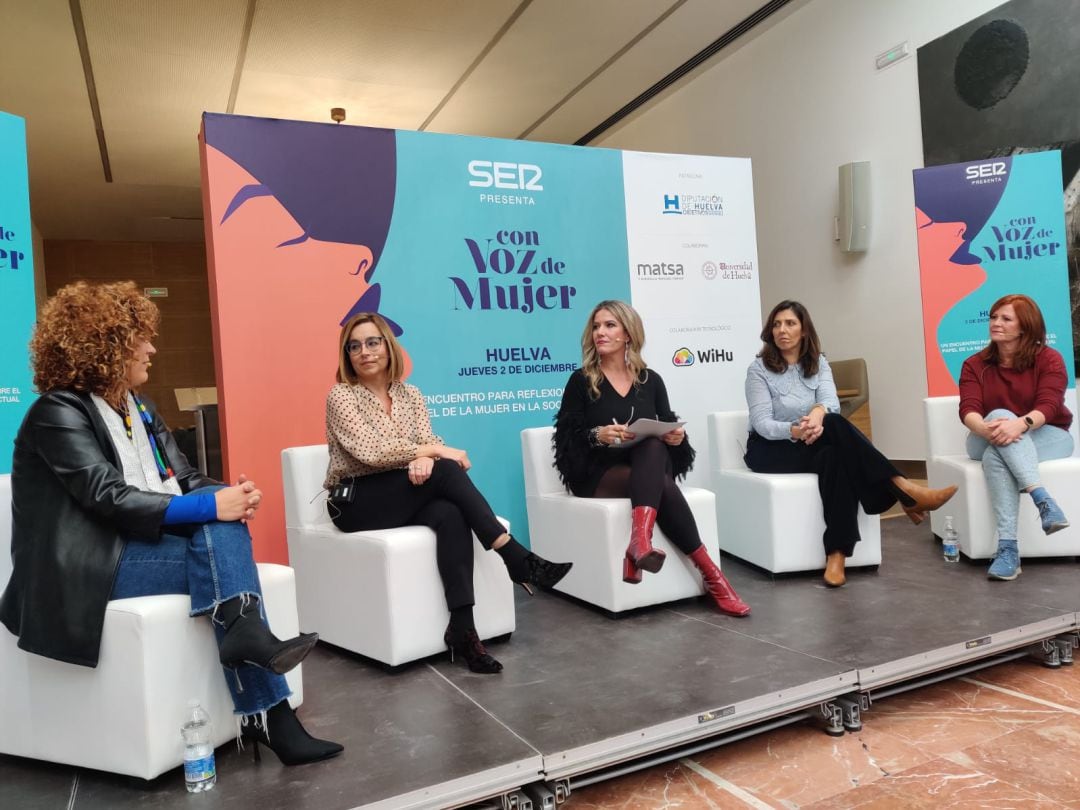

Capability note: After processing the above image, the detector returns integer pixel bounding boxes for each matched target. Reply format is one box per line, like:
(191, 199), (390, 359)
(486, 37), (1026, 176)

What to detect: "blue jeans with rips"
(966, 409), (1074, 539)
(110, 486), (291, 716)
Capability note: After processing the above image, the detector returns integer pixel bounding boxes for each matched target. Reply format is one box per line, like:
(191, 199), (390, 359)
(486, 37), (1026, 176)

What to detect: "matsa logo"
(964, 161), (1007, 181)
(468, 161), (544, 191)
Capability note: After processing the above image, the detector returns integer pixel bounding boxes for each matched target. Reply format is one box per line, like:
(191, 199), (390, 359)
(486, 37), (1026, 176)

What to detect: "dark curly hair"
(31, 280), (159, 407)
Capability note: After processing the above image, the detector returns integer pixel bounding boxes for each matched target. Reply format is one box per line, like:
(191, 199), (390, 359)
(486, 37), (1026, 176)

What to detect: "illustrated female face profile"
(915, 207), (968, 262)
(914, 205), (987, 394)
(199, 115), (405, 561)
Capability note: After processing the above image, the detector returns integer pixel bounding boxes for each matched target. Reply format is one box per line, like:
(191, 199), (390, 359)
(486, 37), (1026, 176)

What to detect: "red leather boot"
(624, 506), (665, 582)
(688, 546), (750, 616)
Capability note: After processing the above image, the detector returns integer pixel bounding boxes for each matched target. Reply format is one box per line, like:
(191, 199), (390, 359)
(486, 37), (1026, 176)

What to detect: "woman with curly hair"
(552, 300), (750, 616)
(0, 281), (342, 766)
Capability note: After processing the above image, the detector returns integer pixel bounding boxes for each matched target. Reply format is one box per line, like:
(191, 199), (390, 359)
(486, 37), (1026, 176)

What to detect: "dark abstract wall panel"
(918, 0), (1080, 370)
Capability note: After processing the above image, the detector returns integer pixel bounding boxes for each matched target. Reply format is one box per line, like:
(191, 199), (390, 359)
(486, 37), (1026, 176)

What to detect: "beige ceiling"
(0, 0), (774, 243)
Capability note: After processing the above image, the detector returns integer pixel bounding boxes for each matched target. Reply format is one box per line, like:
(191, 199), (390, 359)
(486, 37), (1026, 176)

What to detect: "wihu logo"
(695, 347), (733, 363)
(672, 348), (694, 366)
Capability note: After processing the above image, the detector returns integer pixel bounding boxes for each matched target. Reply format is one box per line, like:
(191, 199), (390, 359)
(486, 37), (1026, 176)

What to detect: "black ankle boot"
(444, 623), (503, 674)
(217, 597), (319, 675)
(242, 700), (343, 766)
(495, 536), (573, 595)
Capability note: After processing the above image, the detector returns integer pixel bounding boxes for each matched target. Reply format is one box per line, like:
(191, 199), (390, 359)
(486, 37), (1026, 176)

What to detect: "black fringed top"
(552, 368), (695, 496)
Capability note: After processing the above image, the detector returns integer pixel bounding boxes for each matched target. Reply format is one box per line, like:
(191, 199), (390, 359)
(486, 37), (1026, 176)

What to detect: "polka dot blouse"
(324, 381), (442, 488)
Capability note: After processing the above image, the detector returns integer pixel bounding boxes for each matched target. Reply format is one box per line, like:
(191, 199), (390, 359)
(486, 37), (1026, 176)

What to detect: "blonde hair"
(580, 300), (647, 399)
(335, 313), (404, 385)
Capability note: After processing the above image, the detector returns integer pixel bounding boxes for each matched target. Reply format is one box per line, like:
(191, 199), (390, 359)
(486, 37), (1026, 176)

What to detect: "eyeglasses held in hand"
(346, 336), (386, 354)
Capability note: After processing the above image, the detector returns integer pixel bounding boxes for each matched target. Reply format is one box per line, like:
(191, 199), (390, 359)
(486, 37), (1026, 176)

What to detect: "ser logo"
(468, 161), (544, 191)
(964, 161), (1007, 181)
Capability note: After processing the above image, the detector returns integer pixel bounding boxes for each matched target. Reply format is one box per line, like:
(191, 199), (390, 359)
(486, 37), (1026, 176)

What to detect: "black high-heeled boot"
(242, 700), (343, 766)
(494, 536), (573, 595)
(444, 623), (503, 674)
(217, 597), (319, 675)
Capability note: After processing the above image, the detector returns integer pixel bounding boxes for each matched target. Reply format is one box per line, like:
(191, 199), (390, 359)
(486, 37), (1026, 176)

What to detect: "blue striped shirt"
(745, 355), (841, 441)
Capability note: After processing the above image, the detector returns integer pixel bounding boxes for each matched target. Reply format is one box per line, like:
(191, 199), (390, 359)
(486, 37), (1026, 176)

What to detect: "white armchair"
(281, 445), (515, 667)
(0, 474), (303, 779)
(924, 395), (1080, 559)
(707, 411), (881, 573)
(521, 427), (718, 614)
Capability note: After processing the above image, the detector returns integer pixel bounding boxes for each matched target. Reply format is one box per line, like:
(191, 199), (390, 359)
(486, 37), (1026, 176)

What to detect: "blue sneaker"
(1037, 496), (1070, 535)
(987, 539), (1021, 580)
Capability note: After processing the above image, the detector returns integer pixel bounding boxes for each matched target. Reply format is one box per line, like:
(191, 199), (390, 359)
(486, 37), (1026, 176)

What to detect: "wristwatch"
(1024, 415), (1035, 431)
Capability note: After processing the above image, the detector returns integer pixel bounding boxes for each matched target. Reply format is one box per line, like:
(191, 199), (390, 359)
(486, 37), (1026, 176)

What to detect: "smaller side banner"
(914, 151), (1074, 395)
(622, 151), (762, 486)
(0, 111), (36, 473)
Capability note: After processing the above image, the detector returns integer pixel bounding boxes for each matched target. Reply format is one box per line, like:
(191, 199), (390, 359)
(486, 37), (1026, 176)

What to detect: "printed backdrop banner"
(0, 112), (36, 474)
(623, 151), (761, 487)
(914, 150), (1074, 396)
(200, 113), (758, 562)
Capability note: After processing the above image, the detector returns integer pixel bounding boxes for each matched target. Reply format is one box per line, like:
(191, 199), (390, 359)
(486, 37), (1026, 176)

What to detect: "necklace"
(117, 394), (175, 480)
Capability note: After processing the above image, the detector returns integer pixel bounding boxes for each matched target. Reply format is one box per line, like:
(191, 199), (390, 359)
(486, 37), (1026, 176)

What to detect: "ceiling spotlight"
(330, 107), (346, 124)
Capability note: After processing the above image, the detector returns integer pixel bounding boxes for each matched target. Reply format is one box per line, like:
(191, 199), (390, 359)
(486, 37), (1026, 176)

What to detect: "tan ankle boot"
(824, 551), (846, 587)
(891, 477), (958, 514)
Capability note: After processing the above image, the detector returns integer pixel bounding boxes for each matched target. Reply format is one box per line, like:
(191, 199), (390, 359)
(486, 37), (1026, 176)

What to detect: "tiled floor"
(563, 656), (1080, 809)
(563, 489), (1080, 809)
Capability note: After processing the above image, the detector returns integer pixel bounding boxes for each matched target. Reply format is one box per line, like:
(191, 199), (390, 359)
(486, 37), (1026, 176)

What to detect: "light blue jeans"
(110, 486), (291, 716)
(966, 409), (1074, 539)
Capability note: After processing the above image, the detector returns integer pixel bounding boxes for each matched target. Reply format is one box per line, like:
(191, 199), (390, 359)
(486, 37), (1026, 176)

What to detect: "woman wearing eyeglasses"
(552, 300), (750, 616)
(324, 313), (572, 674)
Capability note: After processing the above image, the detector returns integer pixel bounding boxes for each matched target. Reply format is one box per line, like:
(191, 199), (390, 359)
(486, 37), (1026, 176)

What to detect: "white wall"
(598, 0), (1004, 459)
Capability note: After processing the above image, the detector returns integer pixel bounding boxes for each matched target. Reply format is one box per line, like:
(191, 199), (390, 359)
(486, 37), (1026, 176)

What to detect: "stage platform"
(4, 519), (1079, 810)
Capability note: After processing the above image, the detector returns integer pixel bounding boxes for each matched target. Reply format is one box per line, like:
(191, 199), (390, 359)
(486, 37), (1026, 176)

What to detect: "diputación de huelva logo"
(662, 193), (724, 216)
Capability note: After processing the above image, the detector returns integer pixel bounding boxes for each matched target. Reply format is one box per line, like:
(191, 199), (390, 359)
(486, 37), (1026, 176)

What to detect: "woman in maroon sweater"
(959, 294), (1073, 580)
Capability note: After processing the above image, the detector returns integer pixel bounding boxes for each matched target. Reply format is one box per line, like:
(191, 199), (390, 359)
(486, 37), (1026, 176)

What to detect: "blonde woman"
(552, 300), (749, 616)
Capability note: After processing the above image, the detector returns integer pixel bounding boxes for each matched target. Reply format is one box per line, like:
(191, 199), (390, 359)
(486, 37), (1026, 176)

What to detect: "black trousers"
(329, 459), (506, 610)
(743, 413), (899, 556)
(589, 437), (702, 555)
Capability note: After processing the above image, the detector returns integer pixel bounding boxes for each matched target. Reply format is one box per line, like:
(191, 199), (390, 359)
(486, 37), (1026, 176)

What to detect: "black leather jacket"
(0, 390), (216, 667)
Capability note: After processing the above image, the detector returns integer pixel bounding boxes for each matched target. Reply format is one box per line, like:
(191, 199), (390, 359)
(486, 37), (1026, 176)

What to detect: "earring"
(624, 344), (630, 365)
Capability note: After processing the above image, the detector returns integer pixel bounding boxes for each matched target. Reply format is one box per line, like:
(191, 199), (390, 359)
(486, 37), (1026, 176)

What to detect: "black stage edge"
(3, 519), (1078, 809)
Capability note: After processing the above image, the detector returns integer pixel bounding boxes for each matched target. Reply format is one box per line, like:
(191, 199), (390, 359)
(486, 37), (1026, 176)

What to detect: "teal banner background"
(915, 151), (1075, 394)
(0, 112), (36, 474)
(379, 130), (631, 541)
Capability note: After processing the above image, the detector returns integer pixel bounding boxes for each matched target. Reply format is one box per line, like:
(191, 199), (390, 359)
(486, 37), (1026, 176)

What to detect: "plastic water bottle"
(181, 699), (216, 793)
(942, 516), (960, 563)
